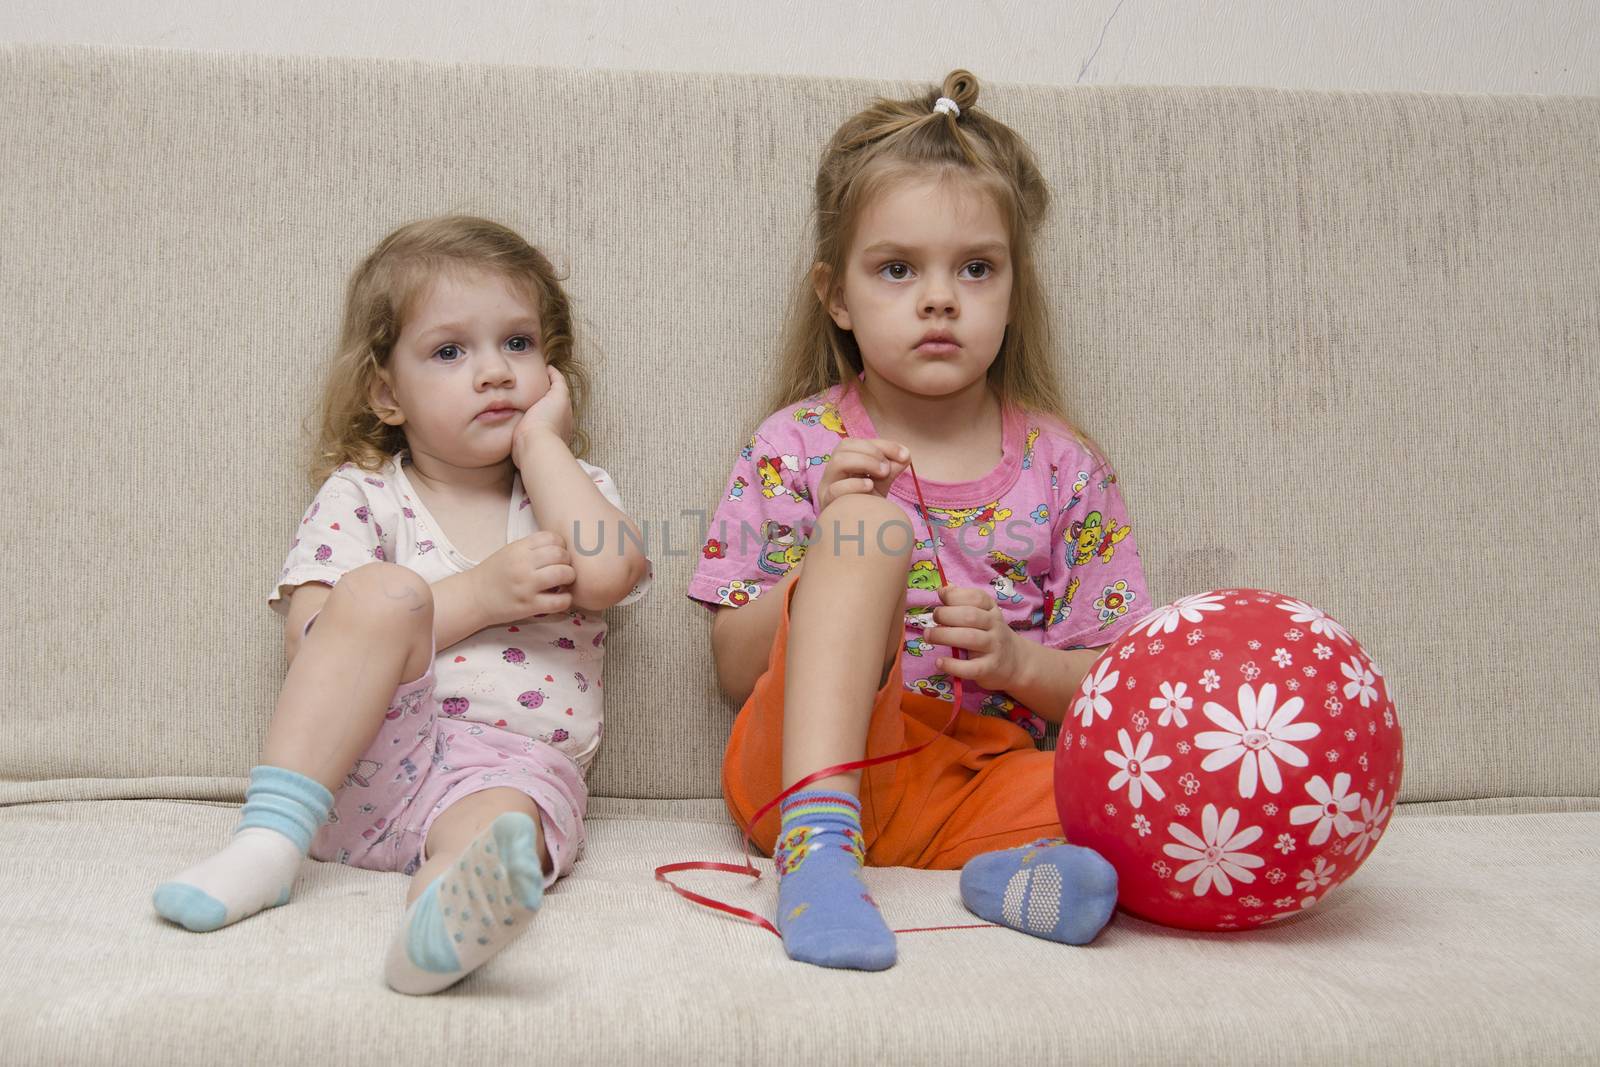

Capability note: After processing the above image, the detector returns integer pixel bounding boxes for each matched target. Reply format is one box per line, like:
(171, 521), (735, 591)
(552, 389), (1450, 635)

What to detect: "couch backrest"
(3, 45), (1596, 805)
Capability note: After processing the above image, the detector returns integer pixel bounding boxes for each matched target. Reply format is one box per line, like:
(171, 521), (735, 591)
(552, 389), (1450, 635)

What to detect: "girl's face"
(372, 267), (551, 471)
(822, 174), (1012, 404)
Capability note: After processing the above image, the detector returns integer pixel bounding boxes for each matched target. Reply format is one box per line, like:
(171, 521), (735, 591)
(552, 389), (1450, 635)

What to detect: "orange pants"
(722, 577), (1062, 870)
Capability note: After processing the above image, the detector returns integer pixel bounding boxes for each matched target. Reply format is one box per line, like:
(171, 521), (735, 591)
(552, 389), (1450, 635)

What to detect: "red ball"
(1055, 589), (1403, 931)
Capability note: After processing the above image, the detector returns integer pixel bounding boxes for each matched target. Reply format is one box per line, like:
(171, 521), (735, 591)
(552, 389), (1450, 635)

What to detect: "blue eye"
(506, 335), (534, 353)
(434, 343), (464, 362)
(878, 262), (912, 281)
(960, 261), (992, 280)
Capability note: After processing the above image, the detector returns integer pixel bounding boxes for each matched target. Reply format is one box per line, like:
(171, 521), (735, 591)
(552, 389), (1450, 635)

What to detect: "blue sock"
(959, 837), (1119, 944)
(773, 790), (896, 971)
(152, 765), (333, 932)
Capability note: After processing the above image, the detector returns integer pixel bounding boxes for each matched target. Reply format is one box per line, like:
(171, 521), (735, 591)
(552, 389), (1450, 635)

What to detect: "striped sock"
(773, 790), (895, 971)
(959, 837), (1119, 944)
(152, 765), (332, 932)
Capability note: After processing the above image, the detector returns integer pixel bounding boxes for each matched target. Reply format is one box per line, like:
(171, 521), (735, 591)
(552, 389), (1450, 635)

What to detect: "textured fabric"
(1, 48), (1597, 809)
(687, 384), (1152, 739)
(724, 574), (1064, 867)
(271, 453), (645, 767)
(2, 798), (1597, 1064)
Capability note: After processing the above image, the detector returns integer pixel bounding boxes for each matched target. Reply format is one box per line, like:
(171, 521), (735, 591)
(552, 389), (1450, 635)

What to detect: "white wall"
(3, 0), (1596, 95)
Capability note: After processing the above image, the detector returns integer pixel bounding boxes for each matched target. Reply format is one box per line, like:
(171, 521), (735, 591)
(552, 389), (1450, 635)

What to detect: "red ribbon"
(656, 460), (996, 936)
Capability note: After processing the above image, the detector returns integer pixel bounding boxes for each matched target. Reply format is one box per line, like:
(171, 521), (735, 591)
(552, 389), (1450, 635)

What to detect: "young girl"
(689, 72), (1147, 970)
(153, 216), (650, 994)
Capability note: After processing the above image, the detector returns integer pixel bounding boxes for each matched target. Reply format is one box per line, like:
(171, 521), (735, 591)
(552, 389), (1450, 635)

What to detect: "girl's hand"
(927, 585), (1028, 693)
(514, 366), (574, 464)
(469, 530), (576, 625)
(816, 438), (910, 511)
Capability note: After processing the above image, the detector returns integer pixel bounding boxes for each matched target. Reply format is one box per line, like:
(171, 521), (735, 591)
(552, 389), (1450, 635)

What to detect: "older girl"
(690, 73), (1143, 969)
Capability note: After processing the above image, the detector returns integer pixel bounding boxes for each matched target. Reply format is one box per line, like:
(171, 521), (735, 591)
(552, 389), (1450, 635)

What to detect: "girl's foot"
(385, 811), (546, 995)
(959, 837), (1119, 944)
(774, 791), (896, 971)
(152, 765), (331, 932)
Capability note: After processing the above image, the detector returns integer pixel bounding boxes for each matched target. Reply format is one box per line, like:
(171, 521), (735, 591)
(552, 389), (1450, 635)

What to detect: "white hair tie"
(933, 96), (961, 118)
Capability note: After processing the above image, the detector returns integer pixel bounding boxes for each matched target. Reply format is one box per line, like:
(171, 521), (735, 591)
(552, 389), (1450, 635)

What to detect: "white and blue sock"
(385, 811), (546, 995)
(773, 790), (896, 971)
(152, 764), (333, 932)
(959, 837), (1119, 944)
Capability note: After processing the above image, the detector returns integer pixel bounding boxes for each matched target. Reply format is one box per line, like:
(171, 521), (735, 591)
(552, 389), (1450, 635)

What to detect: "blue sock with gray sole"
(959, 837), (1119, 944)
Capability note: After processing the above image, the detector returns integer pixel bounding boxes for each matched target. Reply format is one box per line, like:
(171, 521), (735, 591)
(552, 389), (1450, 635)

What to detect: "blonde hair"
(310, 215), (589, 485)
(771, 70), (1109, 469)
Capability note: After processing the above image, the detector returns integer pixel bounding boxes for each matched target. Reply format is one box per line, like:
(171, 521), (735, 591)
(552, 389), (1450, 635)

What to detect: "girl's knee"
(325, 562), (433, 634)
(812, 493), (916, 565)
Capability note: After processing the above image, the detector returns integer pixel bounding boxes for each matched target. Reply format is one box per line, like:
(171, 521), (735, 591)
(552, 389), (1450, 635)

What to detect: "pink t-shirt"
(687, 384), (1151, 740)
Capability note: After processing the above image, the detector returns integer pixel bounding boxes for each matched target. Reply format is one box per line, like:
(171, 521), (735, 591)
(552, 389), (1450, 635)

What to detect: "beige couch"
(3, 43), (1597, 1065)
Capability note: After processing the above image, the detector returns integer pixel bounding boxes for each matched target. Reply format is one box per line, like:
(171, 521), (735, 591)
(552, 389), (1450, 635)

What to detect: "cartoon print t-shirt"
(270, 452), (651, 772)
(687, 384), (1150, 740)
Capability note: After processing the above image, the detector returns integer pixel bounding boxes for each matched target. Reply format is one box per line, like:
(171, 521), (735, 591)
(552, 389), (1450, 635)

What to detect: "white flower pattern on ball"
(1073, 658), (1121, 727)
(1340, 656), (1379, 708)
(1150, 681), (1194, 728)
(1276, 598), (1354, 644)
(1288, 772), (1361, 845)
(1138, 592), (1227, 637)
(1162, 804), (1265, 897)
(1297, 856), (1338, 893)
(1104, 728), (1172, 807)
(1194, 683), (1320, 799)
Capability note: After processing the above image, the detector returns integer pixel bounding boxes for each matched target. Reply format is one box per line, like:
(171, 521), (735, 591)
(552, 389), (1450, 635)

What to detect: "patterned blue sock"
(773, 790), (896, 971)
(385, 811), (546, 996)
(959, 837), (1119, 944)
(153, 765), (333, 932)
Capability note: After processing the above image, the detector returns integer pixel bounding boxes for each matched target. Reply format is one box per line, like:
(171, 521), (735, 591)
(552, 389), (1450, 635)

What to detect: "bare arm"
(517, 426), (648, 614)
(1005, 642), (1107, 726)
(708, 565), (801, 706)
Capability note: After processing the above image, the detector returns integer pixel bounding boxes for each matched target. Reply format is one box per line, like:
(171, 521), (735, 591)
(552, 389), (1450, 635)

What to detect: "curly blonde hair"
(771, 70), (1108, 468)
(309, 215), (589, 485)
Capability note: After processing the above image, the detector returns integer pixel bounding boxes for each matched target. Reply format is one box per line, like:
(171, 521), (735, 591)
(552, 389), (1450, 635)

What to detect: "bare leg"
(769, 494), (908, 971)
(262, 562), (435, 793)
(406, 788), (550, 904)
(154, 562), (434, 932)
(783, 492), (913, 793)
(385, 788), (551, 995)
